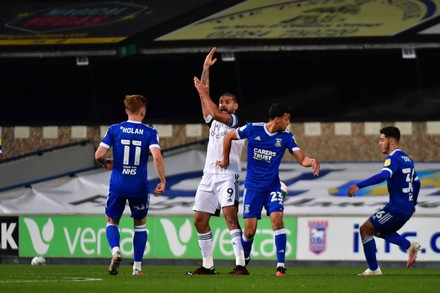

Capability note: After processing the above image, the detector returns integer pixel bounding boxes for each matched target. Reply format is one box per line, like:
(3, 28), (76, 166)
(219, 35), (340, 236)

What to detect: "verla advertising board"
(17, 215), (297, 260)
(11, 215), (440, 261)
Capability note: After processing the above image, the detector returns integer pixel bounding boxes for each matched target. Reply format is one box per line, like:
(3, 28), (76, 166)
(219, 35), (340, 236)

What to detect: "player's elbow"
(94, 153), (103, 162)
(414, 179), (421, 188)
(413, 179), (421, 194)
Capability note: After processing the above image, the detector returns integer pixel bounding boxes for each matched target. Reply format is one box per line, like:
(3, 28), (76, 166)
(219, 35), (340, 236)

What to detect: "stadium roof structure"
(1, 0), (440, 58)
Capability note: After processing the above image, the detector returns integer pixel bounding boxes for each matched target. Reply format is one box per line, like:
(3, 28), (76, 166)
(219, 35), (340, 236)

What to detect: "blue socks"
(107, 222), (148, 263)
(133, 224), (147, 262)
(241, 235), (254, 259)
(381, 231), (411, 250)
(362, 236), (379, 270)
(274, 228), (287, 264)
(106, 223), (120, 249)
(241, 229), (287, 265)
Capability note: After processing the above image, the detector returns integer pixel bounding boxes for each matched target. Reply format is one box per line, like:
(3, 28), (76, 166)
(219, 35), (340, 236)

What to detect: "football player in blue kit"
(217, 103), (320, 276)
(95, 94), (166, 276)
(348, 126), (421, 276)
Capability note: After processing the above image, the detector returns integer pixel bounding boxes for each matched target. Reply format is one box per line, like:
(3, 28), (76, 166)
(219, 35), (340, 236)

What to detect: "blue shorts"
(105, 193), (150, 220)
(369, 206), (411, 236)
(242, 187), (284, 219)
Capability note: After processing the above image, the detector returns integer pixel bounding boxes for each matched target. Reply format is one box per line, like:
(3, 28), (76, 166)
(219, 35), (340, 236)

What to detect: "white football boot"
(407, 241), (421, 268)
(358, 267), (382, 276)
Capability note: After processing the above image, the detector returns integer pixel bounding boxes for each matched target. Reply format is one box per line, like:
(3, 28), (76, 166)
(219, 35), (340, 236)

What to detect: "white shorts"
(192, 173), (240, 216)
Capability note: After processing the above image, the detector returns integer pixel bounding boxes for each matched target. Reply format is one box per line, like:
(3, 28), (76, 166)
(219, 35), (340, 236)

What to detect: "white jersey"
(204, 114), (244, 175)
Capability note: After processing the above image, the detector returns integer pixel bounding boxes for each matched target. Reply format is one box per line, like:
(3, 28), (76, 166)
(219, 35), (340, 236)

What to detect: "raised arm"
(197, 47), (217, 119)
(292, 150), (320, 176)
(201, 47), (217, 85)
(194, 47), (235, 125)
(194, 77), (235, 126)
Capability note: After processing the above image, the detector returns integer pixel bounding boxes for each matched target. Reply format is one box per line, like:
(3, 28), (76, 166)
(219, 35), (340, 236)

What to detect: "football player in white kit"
(188, 47), (248, 275)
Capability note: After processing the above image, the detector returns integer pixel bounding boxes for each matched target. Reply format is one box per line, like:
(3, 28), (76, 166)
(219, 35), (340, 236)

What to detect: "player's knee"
(359, 223), (374, 238)
(243, 224), (257, 238)
(193, 218), (208, 231)
(270, 218), (284, 230)
(224, 215), (239, 228)
(243, 230), (255, 239)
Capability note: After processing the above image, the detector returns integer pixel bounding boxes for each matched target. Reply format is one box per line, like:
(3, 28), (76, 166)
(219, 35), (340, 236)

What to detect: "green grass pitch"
(1, 264), (439, 293)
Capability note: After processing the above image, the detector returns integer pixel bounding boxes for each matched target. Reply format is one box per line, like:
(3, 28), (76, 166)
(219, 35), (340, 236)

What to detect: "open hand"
(204, 47), (217, 68)
(194, 76), (209, 97)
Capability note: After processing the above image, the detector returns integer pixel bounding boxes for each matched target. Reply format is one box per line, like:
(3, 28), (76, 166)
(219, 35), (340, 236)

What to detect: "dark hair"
(220, 92), (238, 103)
(268, 103), (290, 120)
(380, 126), (400, 142)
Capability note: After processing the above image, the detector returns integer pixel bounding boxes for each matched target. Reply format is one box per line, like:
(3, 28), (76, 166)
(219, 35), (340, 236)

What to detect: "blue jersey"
(100, 120), (160, 197)
(382, 149), (419, 217)
(237, 122), (300, 191)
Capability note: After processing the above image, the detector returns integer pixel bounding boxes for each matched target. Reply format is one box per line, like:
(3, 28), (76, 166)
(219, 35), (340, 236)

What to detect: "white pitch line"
(0, 277), (103, 283)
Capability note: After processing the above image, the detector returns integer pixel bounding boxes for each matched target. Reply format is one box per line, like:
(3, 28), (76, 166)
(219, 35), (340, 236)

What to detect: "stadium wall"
(1, 121), (440, 162)
(0, 141), (96, 191)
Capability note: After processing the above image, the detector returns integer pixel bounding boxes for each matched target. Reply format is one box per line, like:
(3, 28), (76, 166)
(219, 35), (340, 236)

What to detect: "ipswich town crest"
(308, 220), (328, 255)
